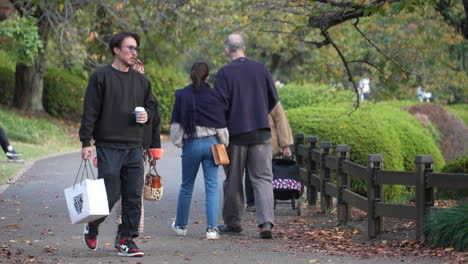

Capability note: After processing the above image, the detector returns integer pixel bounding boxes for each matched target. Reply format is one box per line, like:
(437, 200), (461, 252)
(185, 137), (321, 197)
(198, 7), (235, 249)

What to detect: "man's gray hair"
(224, 34), (245, 53)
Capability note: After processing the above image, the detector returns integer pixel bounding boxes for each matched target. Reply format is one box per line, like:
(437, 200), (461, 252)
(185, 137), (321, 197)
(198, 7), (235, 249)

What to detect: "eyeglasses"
(121, 45), (139, 53)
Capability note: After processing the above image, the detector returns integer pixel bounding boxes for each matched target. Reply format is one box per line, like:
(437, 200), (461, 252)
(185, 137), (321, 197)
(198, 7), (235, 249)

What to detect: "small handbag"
(143, 162), (163, 201)
(209, 135), (230, 165)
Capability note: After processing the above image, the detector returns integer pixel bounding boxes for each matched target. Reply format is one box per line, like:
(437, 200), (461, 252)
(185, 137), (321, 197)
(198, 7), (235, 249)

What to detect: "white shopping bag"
(64, 160), (109, 224)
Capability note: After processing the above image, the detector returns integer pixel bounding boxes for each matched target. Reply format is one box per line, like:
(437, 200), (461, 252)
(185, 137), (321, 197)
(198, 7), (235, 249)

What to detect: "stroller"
(272, 153), (302, 212)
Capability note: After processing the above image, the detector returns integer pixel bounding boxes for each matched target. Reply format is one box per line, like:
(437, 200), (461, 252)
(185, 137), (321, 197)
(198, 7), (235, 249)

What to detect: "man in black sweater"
(79, 31), (157, 257)
(215, 33), (278, 239)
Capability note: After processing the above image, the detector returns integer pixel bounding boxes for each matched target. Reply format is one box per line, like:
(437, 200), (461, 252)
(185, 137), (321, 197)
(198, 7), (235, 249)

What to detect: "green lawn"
(0, 107), (79, 184)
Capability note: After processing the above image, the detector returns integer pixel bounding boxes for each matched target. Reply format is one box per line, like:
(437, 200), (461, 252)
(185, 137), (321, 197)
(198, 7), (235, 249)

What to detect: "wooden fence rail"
(291, 132), (468, 241)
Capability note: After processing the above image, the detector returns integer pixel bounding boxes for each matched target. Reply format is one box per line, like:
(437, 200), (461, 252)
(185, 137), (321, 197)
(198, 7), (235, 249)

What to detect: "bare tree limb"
(320, 29), (360, 110)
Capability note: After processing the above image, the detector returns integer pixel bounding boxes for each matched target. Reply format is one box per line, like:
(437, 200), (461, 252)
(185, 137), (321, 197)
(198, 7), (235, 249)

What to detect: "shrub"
(0, 50), (16, 106)
(442, 156), (468, 174)
(43, 68), (87, 121)
(425, 202), (468, 251)
(437, 156), (468, 200)
(278, 82), (355, 110)
(286, 102), (445, 201)
(145, 62), (187, 132)
(0, 66), (15, 106)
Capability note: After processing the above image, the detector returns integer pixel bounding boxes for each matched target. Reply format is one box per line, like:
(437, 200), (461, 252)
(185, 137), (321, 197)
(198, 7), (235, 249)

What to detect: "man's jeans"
(175, 136), (219, 228)
(91, 146), (144, 238)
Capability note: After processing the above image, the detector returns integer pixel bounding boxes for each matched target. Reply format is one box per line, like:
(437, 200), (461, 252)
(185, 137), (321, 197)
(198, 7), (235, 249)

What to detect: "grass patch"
(425, 202), (468, 251)
(445, 104), (468, 125)
(0, 107), (79, 184)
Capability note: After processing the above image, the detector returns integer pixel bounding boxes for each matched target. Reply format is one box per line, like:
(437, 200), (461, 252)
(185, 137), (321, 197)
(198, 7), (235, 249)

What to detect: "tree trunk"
(12, 6), (48, 111)
(13, 57), (45, 111)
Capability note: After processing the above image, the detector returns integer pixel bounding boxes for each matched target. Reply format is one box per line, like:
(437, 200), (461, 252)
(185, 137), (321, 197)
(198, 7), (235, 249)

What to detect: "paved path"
(0, 141), (443, 264)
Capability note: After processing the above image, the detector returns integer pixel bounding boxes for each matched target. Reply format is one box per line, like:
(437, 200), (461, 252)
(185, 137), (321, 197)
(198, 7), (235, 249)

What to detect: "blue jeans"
(175, 136), (219, 228)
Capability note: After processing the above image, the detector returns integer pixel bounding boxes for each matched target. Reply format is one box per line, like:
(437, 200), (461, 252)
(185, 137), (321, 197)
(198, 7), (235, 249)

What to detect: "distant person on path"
(245, 102), (293, 212)
(113, 59), (163, 248)
(170, 62), (228, 240)
(215, 33), (279, 239)
(79, 31), (158, 257)
(0, 126), (22, 161)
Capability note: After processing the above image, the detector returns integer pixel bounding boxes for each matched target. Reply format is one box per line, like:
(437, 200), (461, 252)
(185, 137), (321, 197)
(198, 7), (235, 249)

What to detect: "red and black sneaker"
(117, 237), (144, 257)
(83, 223), (98, 250)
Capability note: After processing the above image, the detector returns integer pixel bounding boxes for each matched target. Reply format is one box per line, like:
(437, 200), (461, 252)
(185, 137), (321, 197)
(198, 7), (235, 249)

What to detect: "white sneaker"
(171, 221), (187, 236)
(206, 227), (220, 240)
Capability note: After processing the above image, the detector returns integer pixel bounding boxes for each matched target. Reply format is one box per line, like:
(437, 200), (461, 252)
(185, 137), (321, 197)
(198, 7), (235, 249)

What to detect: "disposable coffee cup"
(134, 107), (146, 123)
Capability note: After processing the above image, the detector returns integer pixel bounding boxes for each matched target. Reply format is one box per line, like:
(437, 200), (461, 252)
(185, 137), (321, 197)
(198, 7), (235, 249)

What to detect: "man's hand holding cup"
(134, 107), (147, 124)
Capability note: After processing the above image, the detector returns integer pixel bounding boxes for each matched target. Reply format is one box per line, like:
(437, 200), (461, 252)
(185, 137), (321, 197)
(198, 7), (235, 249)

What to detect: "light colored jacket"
(269, 102), (293, 155)
(170, 123), (229, 148)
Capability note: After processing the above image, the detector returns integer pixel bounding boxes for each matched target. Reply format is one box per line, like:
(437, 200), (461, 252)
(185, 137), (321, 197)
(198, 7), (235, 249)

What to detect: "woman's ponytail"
(190, 62), (209, 91)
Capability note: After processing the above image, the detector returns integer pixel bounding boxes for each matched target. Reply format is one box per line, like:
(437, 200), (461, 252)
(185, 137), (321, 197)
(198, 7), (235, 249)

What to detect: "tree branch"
(348, 59), (385, 74)
(352, 18), (420, 77)
(320, 29), (360, 110)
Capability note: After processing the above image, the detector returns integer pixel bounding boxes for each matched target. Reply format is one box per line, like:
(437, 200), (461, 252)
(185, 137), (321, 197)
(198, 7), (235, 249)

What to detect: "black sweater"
(79, 65), (158, 148)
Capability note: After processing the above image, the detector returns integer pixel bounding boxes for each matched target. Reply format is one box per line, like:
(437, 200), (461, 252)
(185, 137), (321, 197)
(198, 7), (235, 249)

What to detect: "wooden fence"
(290, 132), (468, 241)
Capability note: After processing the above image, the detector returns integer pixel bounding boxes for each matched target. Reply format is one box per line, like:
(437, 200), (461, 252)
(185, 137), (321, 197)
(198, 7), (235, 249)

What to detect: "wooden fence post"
(320, 142), (333, 213)
(367, 154), (383, 238)
(336, 144), (350, 225)
(294, 132), (305, 166)
(307, 136), (319, 207)
(415, 155), (434, 242)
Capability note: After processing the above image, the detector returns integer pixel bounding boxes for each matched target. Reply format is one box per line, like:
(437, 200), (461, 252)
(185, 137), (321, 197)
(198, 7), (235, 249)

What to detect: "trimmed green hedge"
(145, 62), (187, 132)
(286, 102), (445, 201)
(43, 68), (87, 121)
(278, 82), (355, 110)
(437, 156), (468, 199)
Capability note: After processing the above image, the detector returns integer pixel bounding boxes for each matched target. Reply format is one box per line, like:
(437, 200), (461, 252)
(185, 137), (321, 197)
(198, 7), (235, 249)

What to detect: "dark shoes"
(117, 237), (144, 257)
(260, 222), (273, 239)
(83, 223), (99, 250)
(6, 149), (22, 159)
(218, 224), (243, 235)
(245, 204), (256, 212)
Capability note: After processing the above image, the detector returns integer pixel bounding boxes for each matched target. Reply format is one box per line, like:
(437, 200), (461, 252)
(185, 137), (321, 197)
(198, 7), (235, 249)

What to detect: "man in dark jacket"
(79, 31), (157, 257)
(215, 33), (278, 239)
